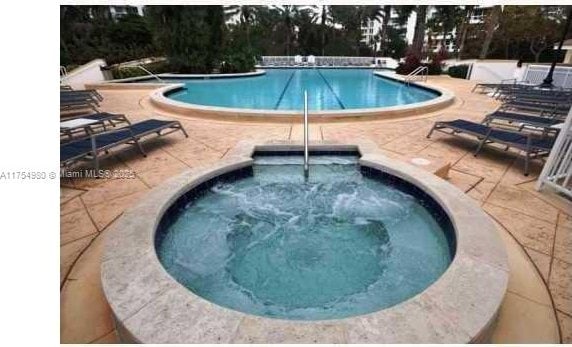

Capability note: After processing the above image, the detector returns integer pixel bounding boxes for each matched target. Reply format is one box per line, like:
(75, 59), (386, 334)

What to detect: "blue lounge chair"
(60, 112), (131, 141)
(427, 119), (556, 175)
(60, 119), (188, 172)
(483, 111), (563, 129)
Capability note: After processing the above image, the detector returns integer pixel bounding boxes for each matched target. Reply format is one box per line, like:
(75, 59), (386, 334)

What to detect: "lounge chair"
(500, 99), (570, 117)
(471, 79), (518, 93)
(427, 119), (557, 175)
(60, 119), (188, 172)
(61, 93), (100, 107)
(482, 110), (563, 129)
(60, 98), (98, 112)
(61, 89), (103, 102)
(60, 112), (131, 141)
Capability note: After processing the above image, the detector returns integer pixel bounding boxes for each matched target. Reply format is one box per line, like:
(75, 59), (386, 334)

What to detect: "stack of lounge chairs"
(61, 86), (103, 113)
(429, 84), (570, 175)
(60, 86), (189, 173)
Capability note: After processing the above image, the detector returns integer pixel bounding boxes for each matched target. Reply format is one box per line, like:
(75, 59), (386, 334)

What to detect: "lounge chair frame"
(427, 120), (556, 175)
(61, 120), (188, 173)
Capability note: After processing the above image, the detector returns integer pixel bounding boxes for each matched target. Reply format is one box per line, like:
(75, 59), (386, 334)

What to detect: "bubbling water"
(156, 155), (453, 320)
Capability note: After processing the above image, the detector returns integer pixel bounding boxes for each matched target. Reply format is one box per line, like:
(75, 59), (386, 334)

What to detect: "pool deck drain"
(61, 75), (570, 343)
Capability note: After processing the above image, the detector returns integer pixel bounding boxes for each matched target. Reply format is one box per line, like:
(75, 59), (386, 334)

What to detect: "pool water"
(164, 69), (439, 111)
(156, 154), (454, 320)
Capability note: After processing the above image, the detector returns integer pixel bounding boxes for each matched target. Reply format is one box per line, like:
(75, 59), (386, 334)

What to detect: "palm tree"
(432, 6), (461, 52)
(378, 6), (392, 56)
(272, 5), (300, 56)
(455, 5), (475, 59)
(319, 5), (332, 56)
(412, 6), (428, 59)
(479, 5), (502, 59)
(224, 5), (256, 51)
(395, 6), (427, 59)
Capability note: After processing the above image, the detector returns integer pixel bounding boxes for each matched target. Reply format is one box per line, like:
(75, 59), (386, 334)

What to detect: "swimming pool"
(163, 69), (440, 111)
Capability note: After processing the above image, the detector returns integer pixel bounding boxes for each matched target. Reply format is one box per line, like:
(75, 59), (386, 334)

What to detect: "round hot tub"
(155, 153), (455, 320)
(101, 143), (508, 343)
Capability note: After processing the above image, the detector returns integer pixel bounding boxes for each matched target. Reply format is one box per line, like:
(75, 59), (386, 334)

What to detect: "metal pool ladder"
(405, 66), (428, 85)
(303, 90), (309, 178)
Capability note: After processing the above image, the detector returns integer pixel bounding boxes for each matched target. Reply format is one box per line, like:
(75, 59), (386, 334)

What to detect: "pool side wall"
(146, 74), (455, 121)
(101, 140), (508, 344)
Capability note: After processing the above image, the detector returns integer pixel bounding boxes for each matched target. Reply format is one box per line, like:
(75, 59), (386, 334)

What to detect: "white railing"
(524, 64), (572, 89)
(405, 66), (428, 84)
(303, 90), (309, 178)
(536, 107), (572, 198)
(260, 56), (376, 67)
(60, 66), (68, 78)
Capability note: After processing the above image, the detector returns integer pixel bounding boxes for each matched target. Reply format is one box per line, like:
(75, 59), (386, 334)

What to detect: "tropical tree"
(412, 6), (428, 59)
(272, 5), (299, 56)
(394, 5), (428, 59)
(318, 5), (333, 56)
(224, 5), (256, 52)
(479, 5), (502, 59)
(378, 6), (393, 57)
(330, 6), (372, 55)
(432, 6), (462, 51)
(145, 5), (226, 73)
(455, 5), (475, 59)
(496, 6), (565, 62)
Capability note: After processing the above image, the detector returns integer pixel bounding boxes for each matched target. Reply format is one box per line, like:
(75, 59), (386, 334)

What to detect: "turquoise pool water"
(156, 154), (454, 320)
(164, 69), (439, 111)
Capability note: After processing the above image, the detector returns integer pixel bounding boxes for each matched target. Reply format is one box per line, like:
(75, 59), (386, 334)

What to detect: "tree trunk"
(479, 5), (501, 59)
(504, 40), (510, 59)
(530, 40), (547, 63)
(380, 5), (391, 56)
(321, 5), (326, 56)
(412, 6), (427, 59)
(456, 7), (473, 60)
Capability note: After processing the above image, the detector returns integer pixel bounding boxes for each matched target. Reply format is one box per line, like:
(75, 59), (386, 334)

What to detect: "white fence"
(523, 64), (572, 89)
(259, 56), (398, 68)
(466, 60), (519, 83)
(537, 107), (572, 198)
(60, 59), (110, 90)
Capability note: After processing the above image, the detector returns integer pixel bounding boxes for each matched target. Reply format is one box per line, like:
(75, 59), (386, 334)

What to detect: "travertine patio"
(60, 75), (571, 343)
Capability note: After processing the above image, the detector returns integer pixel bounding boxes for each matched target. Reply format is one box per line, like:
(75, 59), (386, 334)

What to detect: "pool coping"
(145, 71), (455, 120)
(101, 140), (509, 343)
(85, 70), (267, 89)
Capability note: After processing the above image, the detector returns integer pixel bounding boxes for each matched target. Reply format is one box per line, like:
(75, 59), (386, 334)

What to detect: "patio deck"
(60, 75), (571, 343)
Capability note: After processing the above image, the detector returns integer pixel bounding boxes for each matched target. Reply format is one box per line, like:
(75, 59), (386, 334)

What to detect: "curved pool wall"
(145, 70), (454, 120)
(155, 152), (456, 320)
(101, 141), (509, 343)
(163, 69), (438, 111)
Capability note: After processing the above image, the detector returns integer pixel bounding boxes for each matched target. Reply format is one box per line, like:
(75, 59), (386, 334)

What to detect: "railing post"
(304, 90), (309, 178)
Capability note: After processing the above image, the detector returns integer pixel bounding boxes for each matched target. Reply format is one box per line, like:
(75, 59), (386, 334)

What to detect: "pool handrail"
(303, 90), (309, 177)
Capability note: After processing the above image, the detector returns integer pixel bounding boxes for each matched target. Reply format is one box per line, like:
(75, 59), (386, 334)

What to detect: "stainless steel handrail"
(119, 65), (163, 82)
(405, 66), (428, 85)
(303, 90), (309, 178)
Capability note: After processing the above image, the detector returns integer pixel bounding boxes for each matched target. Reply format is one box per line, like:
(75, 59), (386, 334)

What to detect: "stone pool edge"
(143, 74), (454, 121)
(100, 140), (509, 343)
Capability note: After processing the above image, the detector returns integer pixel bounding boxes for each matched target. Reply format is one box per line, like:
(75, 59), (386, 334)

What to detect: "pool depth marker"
(316, 69), (346, 110)
(274, 71), (297, 110)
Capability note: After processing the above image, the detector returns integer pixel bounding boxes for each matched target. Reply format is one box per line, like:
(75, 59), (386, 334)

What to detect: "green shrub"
(220, 51), (256, 73)
(395, 54), (442, 76)
(448, 64), (470, 79)
(110, 60), (171, 79)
